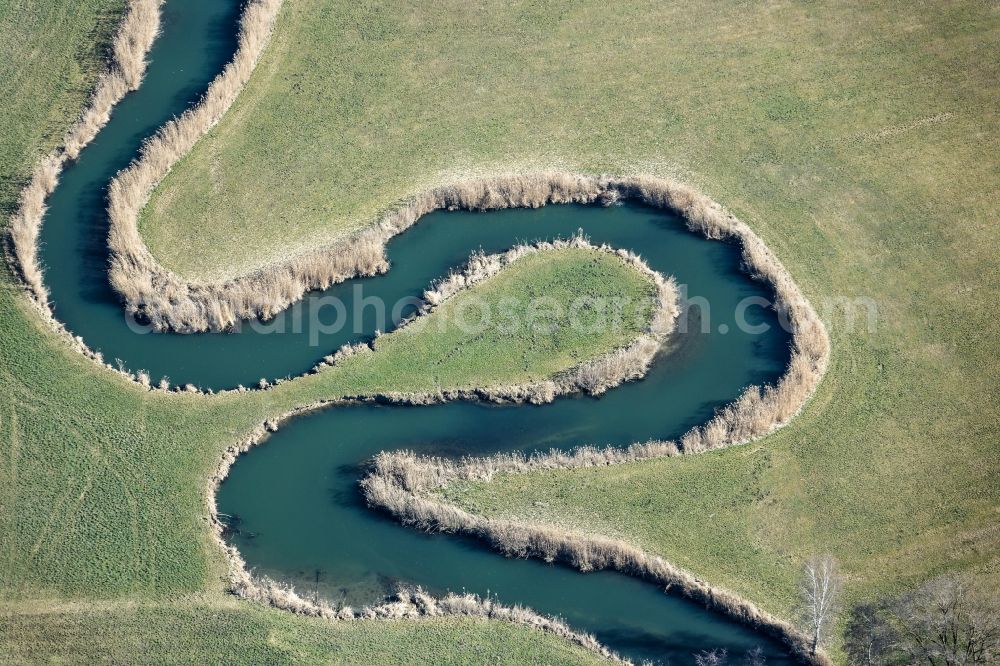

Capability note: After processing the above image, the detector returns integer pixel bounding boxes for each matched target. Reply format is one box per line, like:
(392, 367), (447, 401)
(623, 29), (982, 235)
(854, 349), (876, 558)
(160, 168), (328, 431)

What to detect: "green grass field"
(2, 0), (998, 663)
(140, 1), (1000, 287)
(0, 2), (652, 660)
(0, 0), (124, 214)
(142, 0), (999, 658)
(0, 601), (604, 664)
(1, 234), (649, 598)
(324, 248), (656, 394)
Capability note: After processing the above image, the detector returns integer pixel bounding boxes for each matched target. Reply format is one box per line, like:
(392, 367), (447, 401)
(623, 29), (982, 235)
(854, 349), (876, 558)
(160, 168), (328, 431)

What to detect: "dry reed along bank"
(202, 192), (828, 662)
(105, 0), (285, 331)
(6, 0), (162, 306)
(352, 180), (831, 663)
(4, 0), (997, 662)
(204, 240), (678, 664)
(108, 166), (832, 342)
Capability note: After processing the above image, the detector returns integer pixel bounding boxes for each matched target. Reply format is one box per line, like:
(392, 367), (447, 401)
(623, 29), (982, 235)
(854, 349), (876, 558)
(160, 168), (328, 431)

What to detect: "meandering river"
(36, 0), (798, 662)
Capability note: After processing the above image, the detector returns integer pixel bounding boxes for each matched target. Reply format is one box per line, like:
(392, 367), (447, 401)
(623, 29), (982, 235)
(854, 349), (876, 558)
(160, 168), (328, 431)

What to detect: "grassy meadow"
(0, 601), (604, 664)
(324, 247), (656, 395)
(0, 2), (649, 661)
(142, 0), (999, 658)
(0, 0), (124, 215)
(1, 0), (998, 663)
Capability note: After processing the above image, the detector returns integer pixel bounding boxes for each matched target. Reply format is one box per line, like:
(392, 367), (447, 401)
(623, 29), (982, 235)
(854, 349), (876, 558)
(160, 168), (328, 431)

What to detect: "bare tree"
(798, 555), (843, 655)
(891, 574), (999, 665)
(844, 574), (1000, 665)
(844, 601), (897, 665)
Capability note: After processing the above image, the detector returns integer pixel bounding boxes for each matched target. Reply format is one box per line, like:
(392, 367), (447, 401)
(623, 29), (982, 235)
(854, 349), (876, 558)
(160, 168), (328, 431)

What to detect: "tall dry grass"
(107, 169), (832, 357)
(106, 0), (287, 331)
(357, 458), (828, 664)
(202, 244), (678, 659)
(6, 0), (162, 305)
(358, 448), (828, 665)
(110, 169), (611, 330)
(1, 0), (181, 391)
(4, 0), (832, 656)
(227, 577), (625, 663)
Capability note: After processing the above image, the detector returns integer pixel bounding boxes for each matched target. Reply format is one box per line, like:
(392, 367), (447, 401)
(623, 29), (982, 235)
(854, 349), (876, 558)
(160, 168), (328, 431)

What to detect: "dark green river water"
(36, 0), (799, 662)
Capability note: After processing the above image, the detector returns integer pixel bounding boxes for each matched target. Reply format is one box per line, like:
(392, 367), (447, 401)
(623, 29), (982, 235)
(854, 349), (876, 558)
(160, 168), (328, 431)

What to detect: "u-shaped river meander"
(36, 0), (801, 663)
